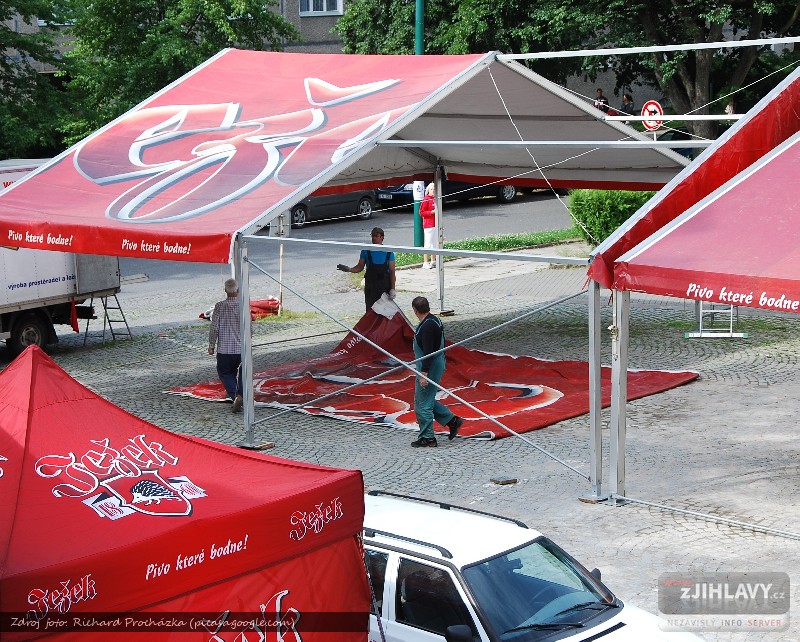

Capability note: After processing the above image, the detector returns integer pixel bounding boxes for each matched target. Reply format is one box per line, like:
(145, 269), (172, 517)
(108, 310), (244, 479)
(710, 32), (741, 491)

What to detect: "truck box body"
(0, 160), (121, 353)
(3, 247), (76, 308)
(1, 247), (120, 310)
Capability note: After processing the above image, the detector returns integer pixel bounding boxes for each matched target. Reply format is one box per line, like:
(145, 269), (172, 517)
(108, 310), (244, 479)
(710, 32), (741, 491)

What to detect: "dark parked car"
(376, 180), (518, 208)
(290, 189), (375, 228)
(657, 129), (693, 159)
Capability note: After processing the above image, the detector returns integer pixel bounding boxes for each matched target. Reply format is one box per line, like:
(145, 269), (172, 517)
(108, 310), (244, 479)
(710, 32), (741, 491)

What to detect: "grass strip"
(394, 227), (581, 267)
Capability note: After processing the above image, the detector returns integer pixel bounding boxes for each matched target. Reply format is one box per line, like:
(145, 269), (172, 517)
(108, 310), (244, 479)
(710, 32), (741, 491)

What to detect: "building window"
(299, 0), (343, 16)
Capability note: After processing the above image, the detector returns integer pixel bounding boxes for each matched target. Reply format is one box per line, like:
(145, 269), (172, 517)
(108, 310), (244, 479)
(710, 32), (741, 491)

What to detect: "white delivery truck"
(0, 160), (121, 355)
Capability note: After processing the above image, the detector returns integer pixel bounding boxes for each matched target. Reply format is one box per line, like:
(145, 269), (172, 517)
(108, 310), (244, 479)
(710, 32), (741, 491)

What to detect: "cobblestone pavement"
(6, 250), (800, 642)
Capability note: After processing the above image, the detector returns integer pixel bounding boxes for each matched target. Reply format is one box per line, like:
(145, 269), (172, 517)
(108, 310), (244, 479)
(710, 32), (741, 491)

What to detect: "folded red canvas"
(170, 309), (697, 439)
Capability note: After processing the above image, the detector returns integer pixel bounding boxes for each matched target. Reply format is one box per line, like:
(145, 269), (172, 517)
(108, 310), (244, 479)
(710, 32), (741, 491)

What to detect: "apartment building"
(280, 0), (347, 52)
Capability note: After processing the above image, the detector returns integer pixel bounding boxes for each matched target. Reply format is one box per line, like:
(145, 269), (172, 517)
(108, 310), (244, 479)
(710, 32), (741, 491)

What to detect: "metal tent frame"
(230, 233), (607, 496)
(5, 40), (796, 501)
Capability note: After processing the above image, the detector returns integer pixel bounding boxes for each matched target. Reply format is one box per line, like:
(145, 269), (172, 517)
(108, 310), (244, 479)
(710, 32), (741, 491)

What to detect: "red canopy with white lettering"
(612, 130), (800, 312)
(0, 50), (686, 264)
(0, 346), (367, 640)
(589, 66), (800, 288)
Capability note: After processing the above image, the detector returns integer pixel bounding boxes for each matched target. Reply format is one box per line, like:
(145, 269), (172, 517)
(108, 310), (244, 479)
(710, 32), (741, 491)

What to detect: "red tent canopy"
(613, 131), (800, 312)
(0, 50), (686, 264)
(0, 346), (367, 640)
(589, 66), (800, 288)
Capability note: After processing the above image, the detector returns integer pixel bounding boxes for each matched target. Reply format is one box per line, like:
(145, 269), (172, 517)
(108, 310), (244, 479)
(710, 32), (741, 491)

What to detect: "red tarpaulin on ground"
(199, 297), (281, 320)
(169, 308), (697, 439)
(0, 346), (368, 640)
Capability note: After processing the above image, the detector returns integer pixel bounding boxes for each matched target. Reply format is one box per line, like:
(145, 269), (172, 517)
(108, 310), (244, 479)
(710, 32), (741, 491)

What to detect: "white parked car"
(363, 491), (702, 642)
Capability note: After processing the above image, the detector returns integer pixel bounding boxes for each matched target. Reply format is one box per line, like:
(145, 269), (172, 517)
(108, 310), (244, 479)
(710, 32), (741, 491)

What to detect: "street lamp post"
(415, 0), (423, 55)
(413, 0), (424, 245)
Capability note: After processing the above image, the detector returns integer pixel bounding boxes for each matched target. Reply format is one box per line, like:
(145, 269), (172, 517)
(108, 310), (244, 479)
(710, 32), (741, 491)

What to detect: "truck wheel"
(9, 312), (50, 356)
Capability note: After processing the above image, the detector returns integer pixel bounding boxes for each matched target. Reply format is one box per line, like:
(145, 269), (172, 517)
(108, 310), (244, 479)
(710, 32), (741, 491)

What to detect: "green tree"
(61, 0), (300, 144)
(335, 0), (800, 138)
(334, 0), (591, 82)
(0, 1), (68, 157)
(600, 0), (800, 138)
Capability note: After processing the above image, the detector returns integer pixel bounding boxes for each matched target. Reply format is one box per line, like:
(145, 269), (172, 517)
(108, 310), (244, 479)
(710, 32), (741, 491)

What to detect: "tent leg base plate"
(578, 493), (610, 504)
(239, 441), (276, 450)
(685, 332), (748, 339)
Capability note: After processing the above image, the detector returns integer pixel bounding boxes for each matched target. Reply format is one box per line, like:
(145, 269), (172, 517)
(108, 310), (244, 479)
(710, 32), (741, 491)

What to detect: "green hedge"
(569, 189), (656, 247)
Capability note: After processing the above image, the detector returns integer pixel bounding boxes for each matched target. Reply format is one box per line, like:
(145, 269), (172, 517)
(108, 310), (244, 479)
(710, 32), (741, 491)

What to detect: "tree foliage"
(335, 0), (593, 82)
(60, 0), (300, 143)
(0, 0), (68, 156)
(599, 0), (800, 137)
(335, 0), (800, 137)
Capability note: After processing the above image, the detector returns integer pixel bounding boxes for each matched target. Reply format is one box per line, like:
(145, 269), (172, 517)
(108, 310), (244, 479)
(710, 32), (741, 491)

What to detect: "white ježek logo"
(289, 497), (344, 541)
(34, 434), (207, 519)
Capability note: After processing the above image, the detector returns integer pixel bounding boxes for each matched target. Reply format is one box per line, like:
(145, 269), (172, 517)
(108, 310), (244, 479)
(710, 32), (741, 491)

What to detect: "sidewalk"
(13, 245), (800, 642)
(396, 242), (592, 293)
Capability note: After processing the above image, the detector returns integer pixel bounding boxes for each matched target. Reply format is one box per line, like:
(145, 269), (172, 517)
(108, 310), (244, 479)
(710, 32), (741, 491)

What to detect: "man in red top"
(419, 183), (437, 269)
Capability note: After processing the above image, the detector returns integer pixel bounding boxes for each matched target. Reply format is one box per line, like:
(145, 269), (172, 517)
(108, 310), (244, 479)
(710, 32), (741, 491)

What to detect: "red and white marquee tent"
(589, 65), (800, 289)
(0, 49), (690, 500)
(0, 346), (368, 640)
(0, 49), (686, 265)
(585, 65), (800, 501)
(612, 130), (800, 309)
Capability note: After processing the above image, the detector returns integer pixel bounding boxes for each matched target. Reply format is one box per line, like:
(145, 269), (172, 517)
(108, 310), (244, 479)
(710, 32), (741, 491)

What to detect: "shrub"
(569, 189), (656, 247)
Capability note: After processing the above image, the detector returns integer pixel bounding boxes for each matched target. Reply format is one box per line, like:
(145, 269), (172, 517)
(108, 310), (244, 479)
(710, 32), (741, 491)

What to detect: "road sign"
(641, 100), (664, 131)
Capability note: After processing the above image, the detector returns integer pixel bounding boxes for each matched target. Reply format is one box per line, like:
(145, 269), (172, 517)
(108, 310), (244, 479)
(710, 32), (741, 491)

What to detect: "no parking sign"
(641, 100), (664, 131)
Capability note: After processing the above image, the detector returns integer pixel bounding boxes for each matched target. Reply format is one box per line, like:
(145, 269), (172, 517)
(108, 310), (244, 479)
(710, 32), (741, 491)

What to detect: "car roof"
(363, 492), (542, 568)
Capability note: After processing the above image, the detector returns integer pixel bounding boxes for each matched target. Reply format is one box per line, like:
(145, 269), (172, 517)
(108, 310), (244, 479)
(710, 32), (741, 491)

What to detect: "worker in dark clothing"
(337, 227), (396, 311)
(410, 296), (463, 447)
(594, 88), (610, 113)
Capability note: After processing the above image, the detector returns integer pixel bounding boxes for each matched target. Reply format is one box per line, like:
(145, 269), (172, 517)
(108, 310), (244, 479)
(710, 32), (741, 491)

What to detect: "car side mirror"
(590, 568), (602, 582)
(445, 624), (473, 642)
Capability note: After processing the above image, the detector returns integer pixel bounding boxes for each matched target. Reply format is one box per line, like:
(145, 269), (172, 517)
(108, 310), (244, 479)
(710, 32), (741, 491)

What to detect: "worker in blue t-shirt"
(337, 227), (397, 311)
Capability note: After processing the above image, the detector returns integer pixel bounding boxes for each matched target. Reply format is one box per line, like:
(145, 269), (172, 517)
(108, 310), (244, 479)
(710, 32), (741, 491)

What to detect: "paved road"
(114, 190), (576, 320)
(118, 190), (574, 291)
(5, 242), (800, 642)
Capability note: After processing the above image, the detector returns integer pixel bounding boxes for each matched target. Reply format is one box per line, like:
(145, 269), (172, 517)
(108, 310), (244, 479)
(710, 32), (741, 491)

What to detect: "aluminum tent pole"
(232, 238), (241, 284)
(497, 36), (800, 60)
(434, 164), (450, 314)
(237, 239), (257, 448)
(608, 289), (630, 504)
(582, 279), (607, 501)
(278, 242), (284, 314)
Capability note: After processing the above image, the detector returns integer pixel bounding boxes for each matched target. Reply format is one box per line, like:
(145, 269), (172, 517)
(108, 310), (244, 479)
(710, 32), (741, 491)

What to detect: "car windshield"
(462, 537), (616, 640)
